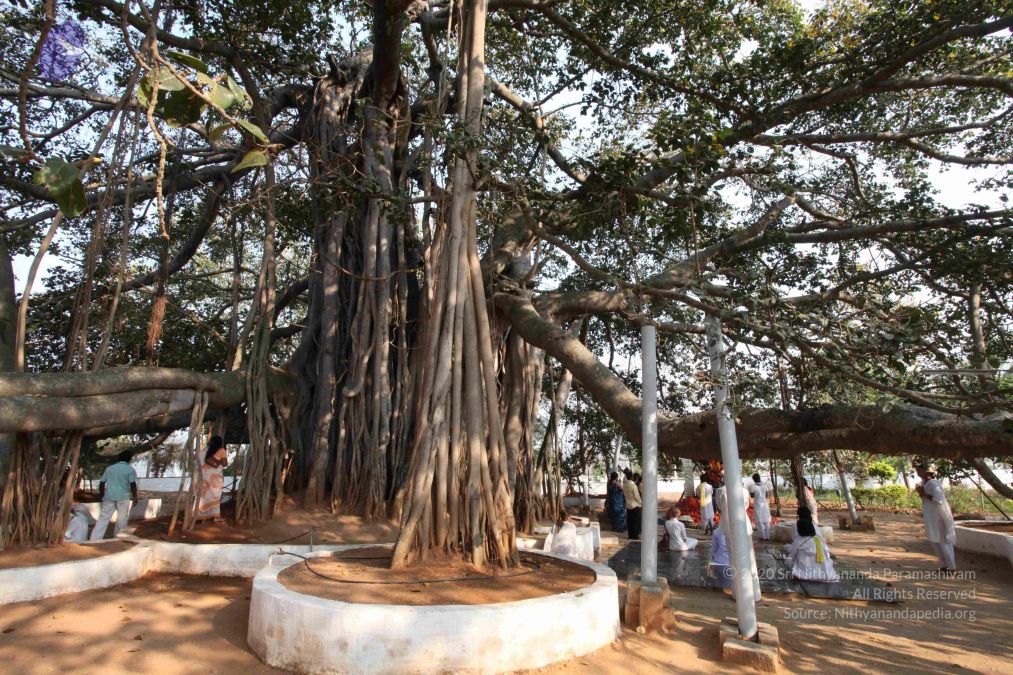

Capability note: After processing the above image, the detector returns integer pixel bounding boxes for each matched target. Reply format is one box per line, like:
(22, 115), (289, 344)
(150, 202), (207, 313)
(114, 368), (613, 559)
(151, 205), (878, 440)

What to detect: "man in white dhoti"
(698, 475), (715, 534)
(750, 473), (772, 540)
(715, 485), (762, 601)
(663, 507), (699, 551)
(549, 511), (579, 557)
(915, 463), (957, 571)
(784, 505), (838, 582)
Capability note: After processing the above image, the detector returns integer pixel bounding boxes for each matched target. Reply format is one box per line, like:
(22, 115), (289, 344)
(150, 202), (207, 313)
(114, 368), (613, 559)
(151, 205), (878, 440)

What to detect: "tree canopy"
(2, 0), (1012, 553)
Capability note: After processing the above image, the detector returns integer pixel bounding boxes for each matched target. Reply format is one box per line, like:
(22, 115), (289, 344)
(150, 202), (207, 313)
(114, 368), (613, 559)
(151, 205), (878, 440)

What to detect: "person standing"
(607, 471), (627, 532)
(623, 468), (642, 540)
(750, 473), (772, 540)
(915, 463), (957, 571)
(196, 436), (228, 522)
(90, 451), (138, 540)
(698, 475), (715, 534)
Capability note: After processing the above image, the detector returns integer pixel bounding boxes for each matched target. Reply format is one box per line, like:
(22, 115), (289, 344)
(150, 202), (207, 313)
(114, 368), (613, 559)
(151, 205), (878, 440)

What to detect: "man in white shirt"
(663, 507), (698, 551)
(915, 463), (957, 571)
(623, 469), (643, 540)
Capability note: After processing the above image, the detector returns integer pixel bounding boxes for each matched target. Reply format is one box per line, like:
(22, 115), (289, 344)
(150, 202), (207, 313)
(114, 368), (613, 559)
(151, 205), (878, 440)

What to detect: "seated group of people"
(666, 492), (838, 585)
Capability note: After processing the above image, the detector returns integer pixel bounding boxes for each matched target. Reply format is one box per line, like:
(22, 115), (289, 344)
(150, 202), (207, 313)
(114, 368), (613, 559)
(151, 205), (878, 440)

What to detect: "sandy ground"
(279, 547), (595, 605)
(2, 509), (1011, 674)
(0, 540), (134, 570)
(131, 495), (400, 545)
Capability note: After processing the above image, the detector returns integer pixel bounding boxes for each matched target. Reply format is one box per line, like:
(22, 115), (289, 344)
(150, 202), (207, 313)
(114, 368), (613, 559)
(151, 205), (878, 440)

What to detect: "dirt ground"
(131, 495), (400, 545)
(0, 540), (134, 570)
(279, 547), (595, 605)
(2, 508), (1011, 674)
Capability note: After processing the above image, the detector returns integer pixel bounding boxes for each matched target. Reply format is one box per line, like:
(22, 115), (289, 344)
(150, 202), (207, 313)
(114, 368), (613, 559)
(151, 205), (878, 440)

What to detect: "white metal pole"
(706, 314), (758, 639)
(640, 324), (659, 584)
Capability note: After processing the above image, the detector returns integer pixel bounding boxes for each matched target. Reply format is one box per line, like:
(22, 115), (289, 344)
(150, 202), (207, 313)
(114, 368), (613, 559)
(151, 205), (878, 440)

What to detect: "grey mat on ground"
(606, 540), (898, 602)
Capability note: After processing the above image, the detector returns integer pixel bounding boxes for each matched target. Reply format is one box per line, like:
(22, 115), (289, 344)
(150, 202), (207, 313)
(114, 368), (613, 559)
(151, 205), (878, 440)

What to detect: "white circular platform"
(954, 520), (1013, 570)
(771, 521), (834, 544)
(247, 550), (621, 674)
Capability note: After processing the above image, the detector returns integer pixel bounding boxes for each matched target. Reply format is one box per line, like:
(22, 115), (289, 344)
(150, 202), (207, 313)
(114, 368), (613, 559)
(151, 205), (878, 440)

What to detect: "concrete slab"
(607, 541), (897, 602)
(720, 617), (780, 672)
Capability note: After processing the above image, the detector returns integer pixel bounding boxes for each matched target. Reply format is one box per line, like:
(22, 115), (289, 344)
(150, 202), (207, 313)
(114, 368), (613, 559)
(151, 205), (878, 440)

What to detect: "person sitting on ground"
(784, 505), (838, 582)
(549, 510), (578, 557)
(708, 517), (732, 591)
(89, 451), (138, 541)
(663, 507), (699, 551)
(195, 436), (228, 523)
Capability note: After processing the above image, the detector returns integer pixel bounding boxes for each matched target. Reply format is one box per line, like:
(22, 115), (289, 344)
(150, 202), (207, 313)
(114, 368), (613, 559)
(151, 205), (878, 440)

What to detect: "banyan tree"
(1, 0), (1012, 561)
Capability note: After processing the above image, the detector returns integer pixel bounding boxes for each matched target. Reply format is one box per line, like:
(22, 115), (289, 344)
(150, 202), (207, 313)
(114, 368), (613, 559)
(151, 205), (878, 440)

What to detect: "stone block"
(723, 637), (779, 672)
(637, 580), (671, 631)
(838, 516), (876, 532)
(719, 617), (780, 672)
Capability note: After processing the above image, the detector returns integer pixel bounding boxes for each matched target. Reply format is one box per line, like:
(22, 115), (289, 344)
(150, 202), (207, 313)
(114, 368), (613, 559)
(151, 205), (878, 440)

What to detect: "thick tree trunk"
(969, 458), (1013, 500)
(296, 44), (418, 516)
(496, 292), (1013, 460)
(769, 459), (782, 517)
(789, 455), (807, 505)
(0, 237), (15, 490)
(501, 327), (545, 532)
(392, 0), (516, 569)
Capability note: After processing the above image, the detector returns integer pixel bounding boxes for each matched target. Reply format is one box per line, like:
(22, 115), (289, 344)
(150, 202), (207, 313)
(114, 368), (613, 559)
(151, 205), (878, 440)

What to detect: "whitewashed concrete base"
(772, 521), (835, 544)
(0, 538), (376, 604)
(955, 521), (1013, 570)
(0, 543), (150, 604)
(248, 550), (620, 674)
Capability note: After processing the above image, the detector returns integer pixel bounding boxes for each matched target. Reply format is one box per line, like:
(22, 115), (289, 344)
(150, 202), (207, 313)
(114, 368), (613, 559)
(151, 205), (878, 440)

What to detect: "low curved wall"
(146, 540), (356, 577)
(0, 544), (150, 605)
(248, 551), (621, 674)
(772, 521), (835, 544)
(954, 521), (1013, 569)
(0, 538), (380, 604)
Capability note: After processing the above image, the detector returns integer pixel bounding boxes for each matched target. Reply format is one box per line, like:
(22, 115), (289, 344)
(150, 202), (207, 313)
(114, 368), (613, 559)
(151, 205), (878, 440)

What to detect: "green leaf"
(209, 80), (237, 110)
(208, 123), (234, 142)
(225, 76), (247, 106)
(33, 158), (86, 216)
(164, 50), (208, 73)
(235, 119), (269, 144)
(136, 76), (153, 108)
(232, 149), (269, 173)
(155, 69), (186, 91)
(55, 179), (88, 217)
(34, 157), (79, 190)
(162, 89), (206, 128)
